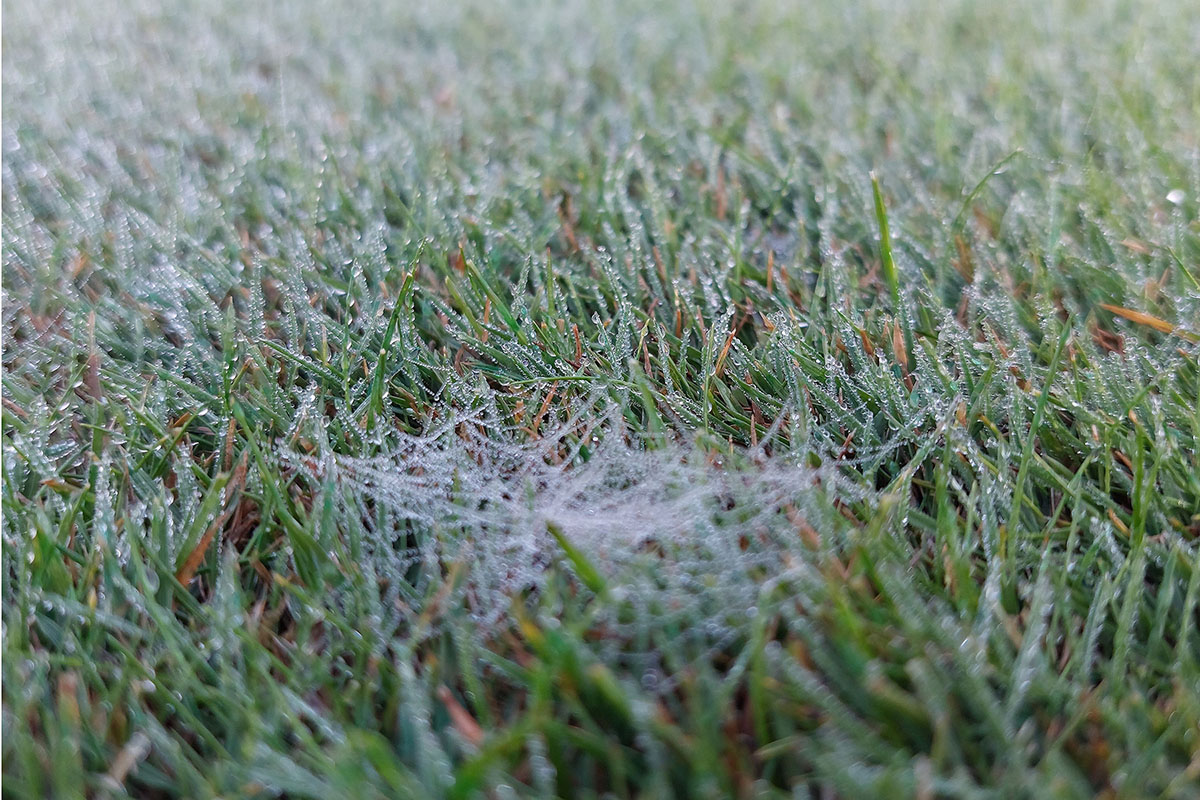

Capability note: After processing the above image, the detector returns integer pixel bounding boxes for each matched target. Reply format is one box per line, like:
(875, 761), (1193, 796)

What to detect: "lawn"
(3, 0), (1199, 797)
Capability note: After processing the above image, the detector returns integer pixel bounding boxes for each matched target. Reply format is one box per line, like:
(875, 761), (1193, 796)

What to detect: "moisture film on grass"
(3, 0), (1199, 797)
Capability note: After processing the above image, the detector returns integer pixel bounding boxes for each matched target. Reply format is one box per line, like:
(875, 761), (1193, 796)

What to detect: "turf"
(3, 0), (1200, 797)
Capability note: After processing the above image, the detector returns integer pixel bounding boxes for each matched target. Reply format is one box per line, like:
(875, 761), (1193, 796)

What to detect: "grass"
(3, 0), (1199, 797)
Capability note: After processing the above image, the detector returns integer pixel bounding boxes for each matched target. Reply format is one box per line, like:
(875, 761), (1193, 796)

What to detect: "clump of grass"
(4, 0), (1200, 797)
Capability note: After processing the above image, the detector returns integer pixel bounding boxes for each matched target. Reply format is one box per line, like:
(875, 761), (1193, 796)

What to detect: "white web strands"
(282, 402), (881, 689)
